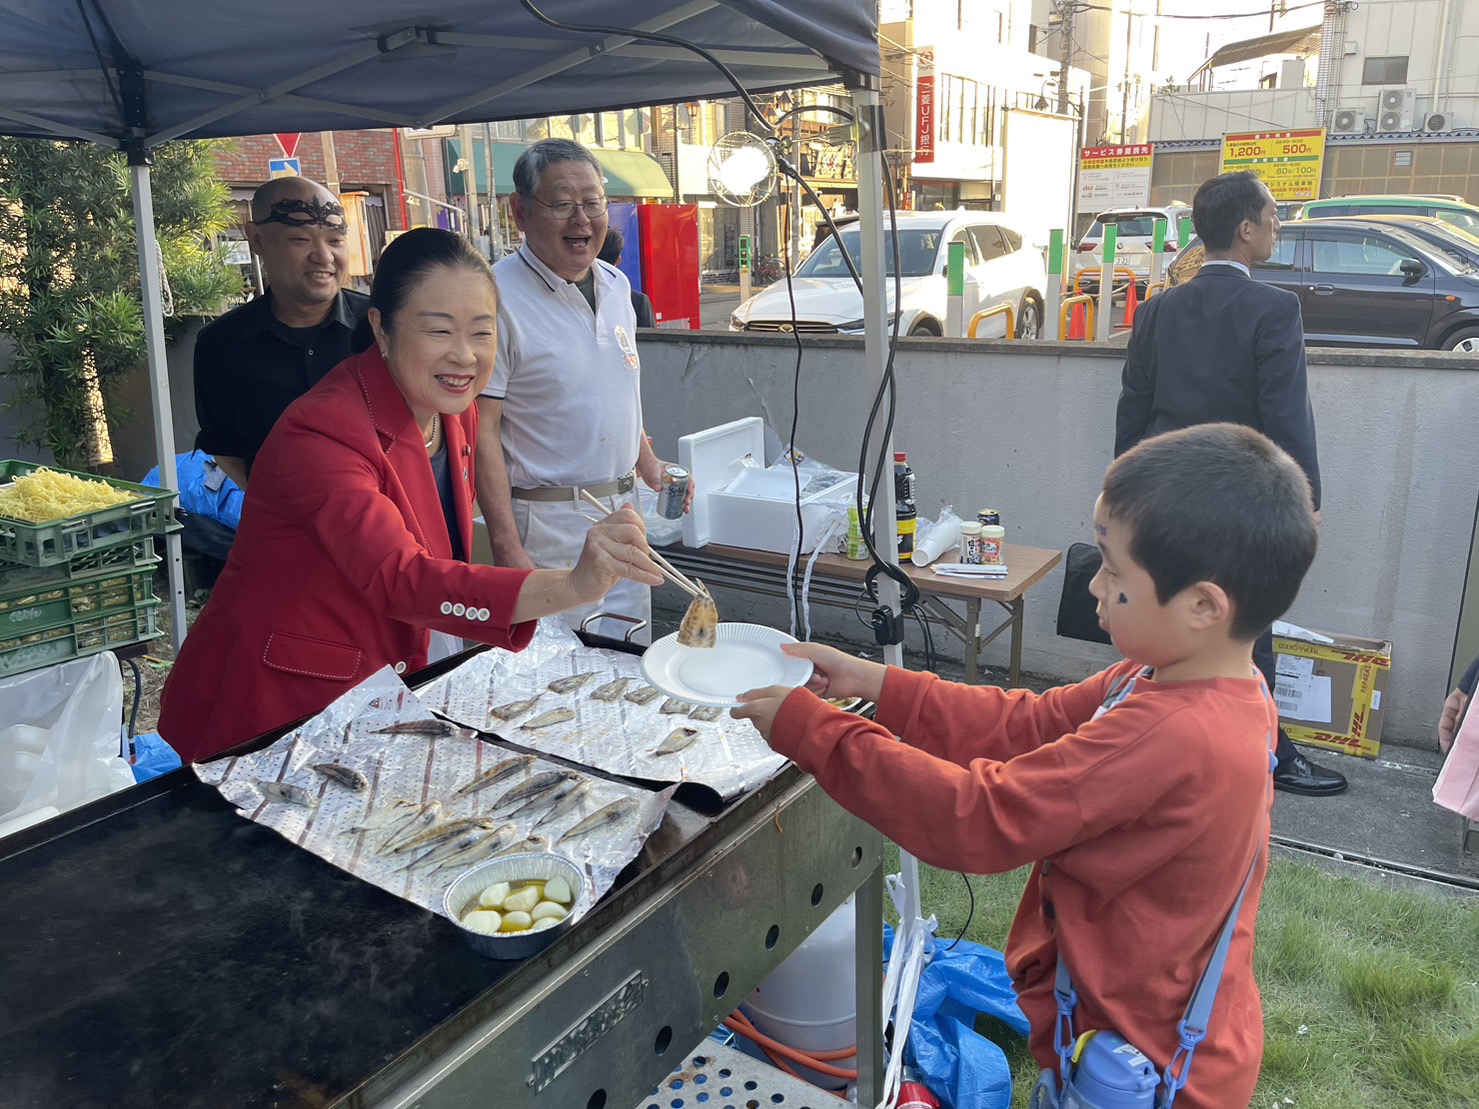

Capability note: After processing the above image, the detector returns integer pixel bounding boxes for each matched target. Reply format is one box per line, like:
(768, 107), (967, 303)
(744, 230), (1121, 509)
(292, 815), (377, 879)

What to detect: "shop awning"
(1189, 24), (1322, 81)
(445, 140), (673, 199)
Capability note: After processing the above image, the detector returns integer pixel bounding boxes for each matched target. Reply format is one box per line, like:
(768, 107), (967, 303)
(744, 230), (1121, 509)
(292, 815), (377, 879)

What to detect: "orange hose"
(727, 1010), (858, 1061)
(723, 1011), (859, 1081)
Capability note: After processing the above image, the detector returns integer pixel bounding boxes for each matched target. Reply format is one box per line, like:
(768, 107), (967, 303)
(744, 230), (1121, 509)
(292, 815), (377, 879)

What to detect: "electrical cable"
(944, 872), (975, 952)
(779, 220), (807, 632)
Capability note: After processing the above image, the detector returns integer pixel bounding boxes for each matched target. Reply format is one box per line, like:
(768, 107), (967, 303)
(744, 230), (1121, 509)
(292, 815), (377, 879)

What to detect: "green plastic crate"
(0, 598), (162, 678)
(0, 540), (159, 595)
(0, 461), (178, 567)
(0, 564), (159, 634)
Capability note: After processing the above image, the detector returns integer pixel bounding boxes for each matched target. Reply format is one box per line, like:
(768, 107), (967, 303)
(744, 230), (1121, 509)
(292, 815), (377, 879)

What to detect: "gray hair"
(512, 138), (604, 196)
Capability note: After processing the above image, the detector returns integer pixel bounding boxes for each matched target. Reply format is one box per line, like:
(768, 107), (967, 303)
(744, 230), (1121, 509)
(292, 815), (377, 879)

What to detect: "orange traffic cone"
(1067, 301), (1086, 340)
(1121, 279), (1139, 328)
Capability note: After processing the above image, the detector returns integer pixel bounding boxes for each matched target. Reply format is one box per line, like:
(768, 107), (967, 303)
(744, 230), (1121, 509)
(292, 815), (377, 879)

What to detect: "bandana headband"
(253, 196), (347, 229)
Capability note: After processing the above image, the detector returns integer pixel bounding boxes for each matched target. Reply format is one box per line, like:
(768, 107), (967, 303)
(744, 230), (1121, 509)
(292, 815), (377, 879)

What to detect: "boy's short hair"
(1102, 423), (1317, 639)
(1192, 171), (1270, 251)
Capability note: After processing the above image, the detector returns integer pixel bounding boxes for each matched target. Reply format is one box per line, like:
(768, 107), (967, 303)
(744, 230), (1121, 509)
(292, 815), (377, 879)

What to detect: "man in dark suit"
(1116, 170), (1347, 796)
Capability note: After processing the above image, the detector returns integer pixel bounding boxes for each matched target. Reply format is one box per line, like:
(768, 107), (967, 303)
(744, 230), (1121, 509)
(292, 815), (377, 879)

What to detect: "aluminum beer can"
(659, 465), (690, 520)
(978, 508), (1001, 528)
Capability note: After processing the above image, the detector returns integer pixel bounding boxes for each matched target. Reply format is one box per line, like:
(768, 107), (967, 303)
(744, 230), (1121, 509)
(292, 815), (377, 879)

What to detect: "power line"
(1076, 0), (1325, 19)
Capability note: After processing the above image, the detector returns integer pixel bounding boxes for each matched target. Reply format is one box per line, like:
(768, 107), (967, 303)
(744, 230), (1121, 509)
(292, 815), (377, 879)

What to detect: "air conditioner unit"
(1378, 87), (1416, 131)
(1426, 112), (1452, 132)
(1331, 107), (1369, 134)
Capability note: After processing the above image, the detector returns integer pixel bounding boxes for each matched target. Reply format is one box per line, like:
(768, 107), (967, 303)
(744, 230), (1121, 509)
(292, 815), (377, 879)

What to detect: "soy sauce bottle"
(894, 451), (917, 562)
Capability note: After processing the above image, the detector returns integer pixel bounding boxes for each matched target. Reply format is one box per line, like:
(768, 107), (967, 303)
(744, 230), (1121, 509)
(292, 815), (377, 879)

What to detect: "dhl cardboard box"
(1272, 628), (1392, 758)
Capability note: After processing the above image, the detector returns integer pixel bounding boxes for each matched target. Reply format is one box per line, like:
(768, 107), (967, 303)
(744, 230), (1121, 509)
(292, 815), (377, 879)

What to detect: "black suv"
(1164, 218), (1479, 351)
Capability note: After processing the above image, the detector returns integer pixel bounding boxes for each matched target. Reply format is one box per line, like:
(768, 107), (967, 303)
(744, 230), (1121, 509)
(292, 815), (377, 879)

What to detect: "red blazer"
(160, 348), (535, 761)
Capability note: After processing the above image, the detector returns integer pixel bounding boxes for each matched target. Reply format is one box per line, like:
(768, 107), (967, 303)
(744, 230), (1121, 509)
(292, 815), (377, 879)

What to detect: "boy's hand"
(780, 642), (887, 703)
(731, 685), (794, 740)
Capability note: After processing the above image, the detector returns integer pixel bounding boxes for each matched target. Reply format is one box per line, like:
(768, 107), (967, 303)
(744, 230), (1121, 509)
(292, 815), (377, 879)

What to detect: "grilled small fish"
(378, 800), (442, 852)
(483, 833), (552, 863)
(370, 719), (473, 739)
(660, 698), (693, 715)
(533, 780), (594, 830)
(689, 705), (722, 723)
(492, 769), (580, 813)
(624, 685), (663, 706)
(390, 815), (497, 855)
(651, 727), (701, 756)
(456, 753), (537, 796)
(521, 707), (577, 730)
(557, 797), (640, 845)
(505, 775), (588, 821)
(311, 762), (369, 792)
(677, 583), (719, 649)
(405, 822), (517, 872)
(342, 799), (417, 836)
(488, 695), (542, 721)
(547, 672), (596, 694)
(254, 780), (318, 808)
(432, 828), (542, 875)
(589, 677), (632, 702)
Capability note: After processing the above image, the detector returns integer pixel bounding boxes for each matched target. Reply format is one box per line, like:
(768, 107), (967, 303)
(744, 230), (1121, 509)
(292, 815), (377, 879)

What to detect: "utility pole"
(1056, 0), (1074, 115)
(1121, 9), (1134, 143)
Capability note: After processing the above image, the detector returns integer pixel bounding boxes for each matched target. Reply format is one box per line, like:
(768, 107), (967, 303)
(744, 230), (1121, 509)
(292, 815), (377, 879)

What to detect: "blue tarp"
(884, 923), (1031, 1109)
(144, 452), (242, 532)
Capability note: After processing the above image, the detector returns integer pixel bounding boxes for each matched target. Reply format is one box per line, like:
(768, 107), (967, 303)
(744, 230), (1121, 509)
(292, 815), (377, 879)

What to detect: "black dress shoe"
(1273, 752), (1348, 796)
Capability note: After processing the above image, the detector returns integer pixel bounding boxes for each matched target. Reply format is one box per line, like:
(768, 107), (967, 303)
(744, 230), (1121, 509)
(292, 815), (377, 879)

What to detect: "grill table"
(0, 643), (885, 1108)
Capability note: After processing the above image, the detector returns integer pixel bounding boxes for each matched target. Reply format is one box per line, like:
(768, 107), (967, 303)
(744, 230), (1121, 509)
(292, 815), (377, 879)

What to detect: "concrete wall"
(636, 331), (1479, 751)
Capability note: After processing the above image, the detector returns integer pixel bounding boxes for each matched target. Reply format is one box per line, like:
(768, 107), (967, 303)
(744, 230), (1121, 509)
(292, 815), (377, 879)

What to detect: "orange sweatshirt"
(767, 659), (1275, 1108)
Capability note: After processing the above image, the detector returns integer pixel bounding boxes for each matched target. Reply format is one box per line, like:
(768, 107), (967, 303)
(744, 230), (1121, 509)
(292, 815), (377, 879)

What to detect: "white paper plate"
(641, 623), (814, 708)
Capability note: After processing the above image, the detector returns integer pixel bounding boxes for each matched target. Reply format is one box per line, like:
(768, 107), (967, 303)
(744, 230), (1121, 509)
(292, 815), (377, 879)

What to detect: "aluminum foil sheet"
(417, 621), (789, 801)
(195, 666), (673, 922)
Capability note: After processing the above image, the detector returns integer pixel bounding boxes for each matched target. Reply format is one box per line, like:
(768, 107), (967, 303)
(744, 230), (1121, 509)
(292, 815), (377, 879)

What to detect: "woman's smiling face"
(370, 264), (498, 424)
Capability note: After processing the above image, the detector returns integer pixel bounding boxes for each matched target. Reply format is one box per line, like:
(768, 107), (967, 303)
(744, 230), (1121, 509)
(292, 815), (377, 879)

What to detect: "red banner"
(915, 51), (936, 164)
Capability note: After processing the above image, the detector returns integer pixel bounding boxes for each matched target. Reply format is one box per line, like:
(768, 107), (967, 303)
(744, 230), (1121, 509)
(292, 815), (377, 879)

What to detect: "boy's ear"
(1184, 580), (1234, 631)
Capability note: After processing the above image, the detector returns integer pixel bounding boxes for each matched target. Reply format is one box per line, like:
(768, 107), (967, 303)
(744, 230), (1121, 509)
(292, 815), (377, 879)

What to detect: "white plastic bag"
(0, 651), (134, 837)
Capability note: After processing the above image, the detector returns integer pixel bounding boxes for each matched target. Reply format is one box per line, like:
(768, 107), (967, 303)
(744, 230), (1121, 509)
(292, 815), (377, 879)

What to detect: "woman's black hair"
(369, 228), (495, 333)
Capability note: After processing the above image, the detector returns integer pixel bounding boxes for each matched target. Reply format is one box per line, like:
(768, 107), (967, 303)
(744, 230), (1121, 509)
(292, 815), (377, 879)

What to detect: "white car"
(728, 211), (1048, 338)
(1072, 203), (1191, 293)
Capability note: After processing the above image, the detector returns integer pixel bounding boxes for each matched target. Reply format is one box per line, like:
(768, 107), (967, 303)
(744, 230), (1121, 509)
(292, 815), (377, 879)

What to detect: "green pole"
(1097, 224), (1118, 341)
(1152, 219), (1166, 254)
(1048, 229), (1064, 276)
(1102, 223), (1118, 267)
(1178, 215), (1194, 247)
(947, 240), (966, 296)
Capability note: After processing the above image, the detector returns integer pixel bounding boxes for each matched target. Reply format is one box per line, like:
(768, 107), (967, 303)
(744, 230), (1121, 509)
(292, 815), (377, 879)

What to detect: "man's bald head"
(244, 176), (350, 325)
(250, 177), (346, 229)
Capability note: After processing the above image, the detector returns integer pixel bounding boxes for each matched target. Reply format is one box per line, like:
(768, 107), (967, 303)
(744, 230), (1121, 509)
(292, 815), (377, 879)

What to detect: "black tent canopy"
(0, 0), (890, 658)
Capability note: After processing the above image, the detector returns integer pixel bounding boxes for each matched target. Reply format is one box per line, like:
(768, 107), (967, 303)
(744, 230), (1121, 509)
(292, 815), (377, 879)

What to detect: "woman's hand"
(569, 505), (664, 602)
(1438, 687), (1469, 755)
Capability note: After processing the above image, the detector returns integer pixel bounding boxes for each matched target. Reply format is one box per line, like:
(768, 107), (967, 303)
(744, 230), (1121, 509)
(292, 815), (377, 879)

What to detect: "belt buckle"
(617, 472), (635, 494)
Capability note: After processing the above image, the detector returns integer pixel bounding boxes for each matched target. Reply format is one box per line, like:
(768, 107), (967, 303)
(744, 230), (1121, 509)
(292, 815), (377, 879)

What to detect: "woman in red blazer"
(159, 229), (660, 762)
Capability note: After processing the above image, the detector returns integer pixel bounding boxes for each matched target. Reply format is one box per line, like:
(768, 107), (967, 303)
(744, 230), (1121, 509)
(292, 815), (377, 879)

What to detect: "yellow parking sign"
(1219, 129), (1326, 201)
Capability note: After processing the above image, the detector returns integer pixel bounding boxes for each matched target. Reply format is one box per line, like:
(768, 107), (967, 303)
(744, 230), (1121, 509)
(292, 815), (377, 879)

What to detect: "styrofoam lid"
(679, 417), (766, 548)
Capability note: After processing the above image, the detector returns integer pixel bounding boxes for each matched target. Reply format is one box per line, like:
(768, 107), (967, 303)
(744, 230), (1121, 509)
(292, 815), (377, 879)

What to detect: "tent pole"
(851, 74), (923, 1106)
(129, 162), (188, 656)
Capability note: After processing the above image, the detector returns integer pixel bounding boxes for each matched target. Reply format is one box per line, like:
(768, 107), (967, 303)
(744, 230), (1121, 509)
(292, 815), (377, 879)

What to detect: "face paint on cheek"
(1117, 593), (1128, 604)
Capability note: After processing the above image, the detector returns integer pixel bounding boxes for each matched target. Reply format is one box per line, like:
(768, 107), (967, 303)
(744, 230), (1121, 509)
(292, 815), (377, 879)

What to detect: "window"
(1362, 56), (1409, 85)
(1000, 227), (1023, 252)
(970, 225), (1010, 261)
(1254, 236), (1298, 272)
(1437, 209), (1479, 236)
(949, 228), (980, 265)
(1310, 233), (1413, 275)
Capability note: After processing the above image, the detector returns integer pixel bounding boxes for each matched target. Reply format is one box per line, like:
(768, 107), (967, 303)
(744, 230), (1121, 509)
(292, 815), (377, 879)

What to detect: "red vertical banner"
(915, 49), (936, 164)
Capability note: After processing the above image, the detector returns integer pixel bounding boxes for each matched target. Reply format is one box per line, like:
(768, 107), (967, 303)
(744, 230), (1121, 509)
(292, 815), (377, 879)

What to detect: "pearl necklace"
(423, 412), (440, 451)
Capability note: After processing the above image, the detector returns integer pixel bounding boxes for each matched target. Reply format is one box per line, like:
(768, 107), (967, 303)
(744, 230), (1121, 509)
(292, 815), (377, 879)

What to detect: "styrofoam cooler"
(679, 417), (855, 555)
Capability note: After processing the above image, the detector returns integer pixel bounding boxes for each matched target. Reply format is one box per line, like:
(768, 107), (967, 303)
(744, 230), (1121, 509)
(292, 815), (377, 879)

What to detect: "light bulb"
(717, 146), (770, 195)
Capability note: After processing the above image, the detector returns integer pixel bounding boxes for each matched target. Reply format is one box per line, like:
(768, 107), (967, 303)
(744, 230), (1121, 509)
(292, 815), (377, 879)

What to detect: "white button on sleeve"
(453, 603), (466, 616)
(394, 661), (407, 674)
(440, 601), (453, 615)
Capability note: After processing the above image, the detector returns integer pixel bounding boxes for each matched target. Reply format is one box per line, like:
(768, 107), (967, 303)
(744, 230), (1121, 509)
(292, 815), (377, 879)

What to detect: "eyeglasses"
(524, 194), (609, 221)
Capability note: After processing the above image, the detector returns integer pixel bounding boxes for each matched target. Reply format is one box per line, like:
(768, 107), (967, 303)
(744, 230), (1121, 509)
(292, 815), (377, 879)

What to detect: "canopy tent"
(0, 0), (880, 651)
(2, 8), (925, 1099)
(444, 139), (676, 199)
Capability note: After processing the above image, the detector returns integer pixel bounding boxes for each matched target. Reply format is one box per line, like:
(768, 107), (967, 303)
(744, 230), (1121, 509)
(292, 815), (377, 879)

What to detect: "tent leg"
(851, 75), (925, 1105)
(129, 163), (188, 657)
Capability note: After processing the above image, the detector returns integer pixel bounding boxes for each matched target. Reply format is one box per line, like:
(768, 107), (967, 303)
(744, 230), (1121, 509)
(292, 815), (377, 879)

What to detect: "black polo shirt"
(193, 288), (370, 475)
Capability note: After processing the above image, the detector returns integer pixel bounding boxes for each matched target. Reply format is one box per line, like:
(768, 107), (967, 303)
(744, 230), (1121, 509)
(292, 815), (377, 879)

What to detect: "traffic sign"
(274, 133), (302, 158)
(268, 157), (301, 179)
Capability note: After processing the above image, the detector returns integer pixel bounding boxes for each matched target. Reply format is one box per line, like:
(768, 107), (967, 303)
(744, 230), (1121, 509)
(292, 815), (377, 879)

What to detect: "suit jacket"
(1115, 265), (1321, 508)
(160, 348), (535, 762)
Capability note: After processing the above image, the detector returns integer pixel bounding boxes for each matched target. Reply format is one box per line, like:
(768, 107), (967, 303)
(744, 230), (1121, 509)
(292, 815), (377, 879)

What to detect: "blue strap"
(1053, 955), (1079, 1076)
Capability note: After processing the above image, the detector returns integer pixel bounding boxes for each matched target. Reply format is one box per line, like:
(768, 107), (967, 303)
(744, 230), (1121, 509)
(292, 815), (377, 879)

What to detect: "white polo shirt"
(483, 245), (643, 490)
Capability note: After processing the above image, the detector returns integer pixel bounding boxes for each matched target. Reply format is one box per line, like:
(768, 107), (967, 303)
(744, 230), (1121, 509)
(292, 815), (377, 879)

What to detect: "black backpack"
(1056, 543), (1113, 645)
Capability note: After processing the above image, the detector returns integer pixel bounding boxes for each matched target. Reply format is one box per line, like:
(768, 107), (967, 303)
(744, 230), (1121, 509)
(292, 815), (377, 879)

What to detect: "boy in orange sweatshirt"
(733, 423), (1319, 1108)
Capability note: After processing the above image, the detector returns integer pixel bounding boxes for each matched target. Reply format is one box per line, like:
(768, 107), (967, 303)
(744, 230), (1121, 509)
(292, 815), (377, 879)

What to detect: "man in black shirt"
(194, 176), (370, 488)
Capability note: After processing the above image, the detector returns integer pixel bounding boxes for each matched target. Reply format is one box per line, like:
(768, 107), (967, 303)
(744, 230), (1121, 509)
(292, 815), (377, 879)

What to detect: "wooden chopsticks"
(577, 487), (705, 598)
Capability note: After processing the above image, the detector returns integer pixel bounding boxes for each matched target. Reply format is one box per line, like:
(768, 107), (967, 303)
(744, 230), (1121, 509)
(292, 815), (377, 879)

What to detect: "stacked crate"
(0, 461), (178, 678)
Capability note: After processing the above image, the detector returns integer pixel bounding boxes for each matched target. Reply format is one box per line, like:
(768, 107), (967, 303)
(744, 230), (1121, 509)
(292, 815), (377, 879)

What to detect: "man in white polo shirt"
(475, 138), (687, 641)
